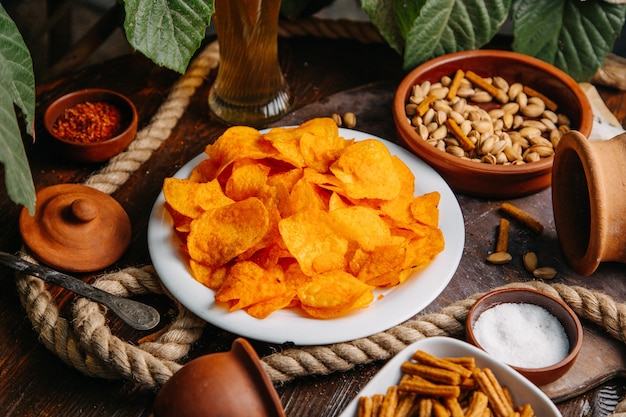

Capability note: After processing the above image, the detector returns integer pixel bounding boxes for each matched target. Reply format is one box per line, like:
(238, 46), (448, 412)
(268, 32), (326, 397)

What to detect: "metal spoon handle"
(0, 251), (160, 331)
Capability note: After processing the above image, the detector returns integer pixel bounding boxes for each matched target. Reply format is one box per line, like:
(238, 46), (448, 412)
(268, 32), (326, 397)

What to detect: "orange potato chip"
(330, 139), (401, 200)
(298, 270), (374, 318)
(162, 117), (445, 319)
(278, 208), (349, 276)
(187, 197), (269, 267)
(215, 261), (287, 311)
(163, 177), (234, 219)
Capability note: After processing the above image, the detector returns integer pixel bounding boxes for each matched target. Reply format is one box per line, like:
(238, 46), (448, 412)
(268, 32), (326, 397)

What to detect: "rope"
(11, 18), (626, 414)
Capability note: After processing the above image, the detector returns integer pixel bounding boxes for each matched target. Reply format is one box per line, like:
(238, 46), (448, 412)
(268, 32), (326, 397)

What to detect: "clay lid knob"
(70, 198), (98, 223)
(19, 184), (132, 273)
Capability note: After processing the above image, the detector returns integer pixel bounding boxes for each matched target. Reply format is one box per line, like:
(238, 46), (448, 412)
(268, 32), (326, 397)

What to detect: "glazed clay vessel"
(552, 130), (626, 276)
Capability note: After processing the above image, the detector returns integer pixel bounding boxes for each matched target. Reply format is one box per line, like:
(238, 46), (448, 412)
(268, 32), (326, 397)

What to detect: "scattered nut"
(343, 112), (357, 128)
(523, 252), (539, 273)
(533, 266), (558, 279)
(487, 252), (512, 265)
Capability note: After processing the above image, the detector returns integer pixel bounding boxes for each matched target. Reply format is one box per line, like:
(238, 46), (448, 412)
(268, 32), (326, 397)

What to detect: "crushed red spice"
(52, 101), (123, 143)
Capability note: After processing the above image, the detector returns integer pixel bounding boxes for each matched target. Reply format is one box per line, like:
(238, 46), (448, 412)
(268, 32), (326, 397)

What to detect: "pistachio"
(523, 252), (539, 272)
(487, 252), (512, 265)
(533, 267), (557, 279)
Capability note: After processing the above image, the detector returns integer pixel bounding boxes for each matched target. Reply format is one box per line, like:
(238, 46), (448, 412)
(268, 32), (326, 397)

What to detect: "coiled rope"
(12, 20), (626, 417)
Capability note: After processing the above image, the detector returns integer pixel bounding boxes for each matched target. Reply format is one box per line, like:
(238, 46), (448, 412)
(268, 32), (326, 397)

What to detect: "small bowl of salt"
(465, 287), (583, 386)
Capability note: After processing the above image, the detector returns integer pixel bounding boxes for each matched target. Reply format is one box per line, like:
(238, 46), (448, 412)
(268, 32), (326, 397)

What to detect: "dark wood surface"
(1, 35), (625, 417)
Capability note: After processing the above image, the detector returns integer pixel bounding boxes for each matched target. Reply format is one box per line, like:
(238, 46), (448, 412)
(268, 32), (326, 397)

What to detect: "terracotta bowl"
(466, 288), (583, 386)
(393, 50), (593, 199)
(44, 88), (138, 163)
(153, 338), (285, 417)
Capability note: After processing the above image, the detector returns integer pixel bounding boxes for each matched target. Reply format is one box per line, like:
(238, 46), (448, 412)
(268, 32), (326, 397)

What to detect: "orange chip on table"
(189, 259), (229, 290)
(356, 240), (407, 287)
(330, 139), (401, 200)
(262, 126), (306, 168)
(224, 158), (271, 201)
(379, 156), (418, 223)
(298, 118), (350, 172)
(287, 178), (329, 215)
(187, 197), (270, 267)
(403, 224), (445, 272)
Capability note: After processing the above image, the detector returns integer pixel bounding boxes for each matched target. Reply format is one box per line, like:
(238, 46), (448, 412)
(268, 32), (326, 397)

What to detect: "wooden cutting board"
(541, 324), (626, 402)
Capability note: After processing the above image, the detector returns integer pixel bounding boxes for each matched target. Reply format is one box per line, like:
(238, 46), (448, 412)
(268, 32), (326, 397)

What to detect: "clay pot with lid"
(552, 130), (626, 276)
(153, 338), (285, 417)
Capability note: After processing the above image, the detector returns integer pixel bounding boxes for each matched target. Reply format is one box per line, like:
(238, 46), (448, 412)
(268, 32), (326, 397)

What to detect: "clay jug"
(552, 130), (626, 276)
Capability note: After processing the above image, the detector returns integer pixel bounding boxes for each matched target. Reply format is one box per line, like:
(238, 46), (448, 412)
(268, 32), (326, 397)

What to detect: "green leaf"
(123, 0), (215, 73)
(512, 0), (626, 82)
(391, 0), (512, 71)
(360, 0), (405, 54)
(0, 4), (36, 214)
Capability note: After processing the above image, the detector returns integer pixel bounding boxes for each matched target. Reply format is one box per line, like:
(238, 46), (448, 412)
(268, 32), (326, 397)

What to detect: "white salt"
(472, 302), (570, 368)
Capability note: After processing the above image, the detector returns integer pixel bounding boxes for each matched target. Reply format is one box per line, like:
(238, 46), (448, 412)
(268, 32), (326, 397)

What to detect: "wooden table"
(1, 34), (625, 417)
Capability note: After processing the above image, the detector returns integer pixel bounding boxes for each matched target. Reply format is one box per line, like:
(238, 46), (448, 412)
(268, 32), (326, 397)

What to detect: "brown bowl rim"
(393, 49), (594, 178)
(44, 88), (138, 148)
(466, 287), (583, 375)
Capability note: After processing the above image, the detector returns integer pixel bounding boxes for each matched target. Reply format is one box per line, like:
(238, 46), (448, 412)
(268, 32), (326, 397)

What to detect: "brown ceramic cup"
(393, 50), (593, 199)
(44, 88), (138, 163)
(466, 287), (583, 386)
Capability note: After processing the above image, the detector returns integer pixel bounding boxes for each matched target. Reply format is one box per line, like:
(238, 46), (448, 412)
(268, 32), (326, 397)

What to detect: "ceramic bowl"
(44, 88), (138, 163)
(393, 50), (593, 199)
(153, 338), (285, 417)
(465, 287), (583, 386)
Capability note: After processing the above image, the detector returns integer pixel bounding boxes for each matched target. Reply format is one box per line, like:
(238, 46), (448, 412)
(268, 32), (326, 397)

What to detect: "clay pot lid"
(19, 184), (131, 273)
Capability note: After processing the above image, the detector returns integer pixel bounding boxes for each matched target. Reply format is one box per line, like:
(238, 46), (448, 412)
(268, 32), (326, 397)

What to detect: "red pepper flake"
(52, 101), (123, 143)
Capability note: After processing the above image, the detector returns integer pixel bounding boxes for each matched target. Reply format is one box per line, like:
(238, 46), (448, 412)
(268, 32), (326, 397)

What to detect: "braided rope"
(11, 20), (626, 417)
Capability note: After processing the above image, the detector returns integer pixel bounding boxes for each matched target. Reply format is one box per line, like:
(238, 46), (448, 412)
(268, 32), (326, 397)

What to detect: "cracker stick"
(442, 356), (476, 371)
(400, 361), (462, 385)
(412, 350), (473, 379)
(447, 69), (466, 100)
(517, 403), (534, 417)
(500, 203), (544, 234)
(379, 385), (399, 417)
(432, 400), (450, 417)
(399, 378), (460, 398)
(495, 217), (510, 253)
(465, 391), (489, 417)
(416, 95), (437, 116)
(371, 394), (384, 416)
(413, 398), (433, 417)
(474, 369), (514, 417)
(358, 396), (373, 417)
(523, 85), (558, 111)
(465, 70), (509, 103)
(446, 118), (475, 151)
(444, 396), (465, 417)
(394, 392), (417, 417)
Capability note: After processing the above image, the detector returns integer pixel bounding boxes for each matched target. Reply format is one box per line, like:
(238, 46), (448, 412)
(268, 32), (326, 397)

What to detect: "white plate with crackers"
(339, 336), (561, 417)
(148, 129), (464, 345)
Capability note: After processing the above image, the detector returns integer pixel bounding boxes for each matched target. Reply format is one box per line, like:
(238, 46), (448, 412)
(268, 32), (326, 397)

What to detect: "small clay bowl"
(153, 338), (285, 417)
(466, 288), (583, 386)
(393, 50), (593, 199)
(44, 88), (138, 163)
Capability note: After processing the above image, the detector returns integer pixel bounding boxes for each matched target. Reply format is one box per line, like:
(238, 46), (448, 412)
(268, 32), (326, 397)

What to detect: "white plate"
(147, 128), (464, 345)
(339, 336), (562, 417)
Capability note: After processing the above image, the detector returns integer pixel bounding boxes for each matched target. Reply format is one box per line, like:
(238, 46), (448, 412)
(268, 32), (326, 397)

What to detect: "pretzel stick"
(400, 361), (462, 385)
(416, 95), (437, 116)
(523, 85), (558, 111)
(495, 218), (510, 253)
(412, 350), (473, 379)
(447, 69), (465, 100)
(379, 385), (399, 417)
(446, 118), (476, 151)
(465, 70), (509, 103)
(358, 396), (373, 417)
(500, 203), (544, 234)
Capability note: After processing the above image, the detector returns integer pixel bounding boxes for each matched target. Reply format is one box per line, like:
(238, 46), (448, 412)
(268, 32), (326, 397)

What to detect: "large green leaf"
(361, 0), (406, 54)
(512, 0), (626, 82)
(380, 0), (512, 71)
(0, 5), (35, 215)
(123, 0), (215, 74)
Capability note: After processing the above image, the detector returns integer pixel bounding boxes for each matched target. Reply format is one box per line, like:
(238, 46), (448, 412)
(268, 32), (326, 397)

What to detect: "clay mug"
(152, 338), (285, 417)
(552, 130), (626, 276)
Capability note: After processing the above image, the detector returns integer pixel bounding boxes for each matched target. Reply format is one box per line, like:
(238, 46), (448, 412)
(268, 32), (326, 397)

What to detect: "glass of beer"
(208, 0), (291, 127)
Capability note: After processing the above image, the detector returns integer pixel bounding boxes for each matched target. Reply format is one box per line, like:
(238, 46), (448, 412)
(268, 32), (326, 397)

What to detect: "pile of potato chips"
(162, 118), (444, 319)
